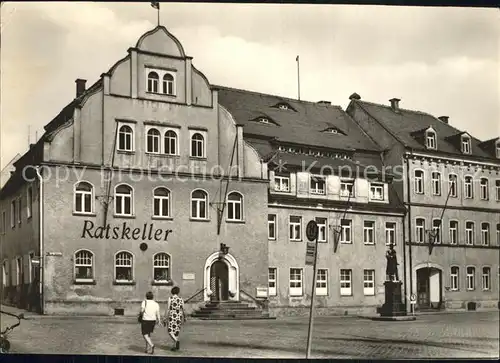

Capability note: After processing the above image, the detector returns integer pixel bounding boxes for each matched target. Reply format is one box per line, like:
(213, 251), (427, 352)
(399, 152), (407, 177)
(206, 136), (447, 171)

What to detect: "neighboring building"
(347, 95), (500, 311)
(0, 154), (21, 189)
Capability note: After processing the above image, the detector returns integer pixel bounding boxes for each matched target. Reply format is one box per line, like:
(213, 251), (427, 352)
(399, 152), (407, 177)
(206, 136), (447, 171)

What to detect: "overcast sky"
(1, 2), (498, 169)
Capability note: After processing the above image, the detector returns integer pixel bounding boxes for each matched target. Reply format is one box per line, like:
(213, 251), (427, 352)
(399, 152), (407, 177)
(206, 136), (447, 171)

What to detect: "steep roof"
(351, 100), (498, 160)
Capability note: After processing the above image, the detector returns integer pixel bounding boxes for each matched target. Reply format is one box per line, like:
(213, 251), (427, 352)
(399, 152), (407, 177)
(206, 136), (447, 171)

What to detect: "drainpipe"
(35, 166), (44, 315)
(405, 150), (413, 309)
(402, 204), (408, 312)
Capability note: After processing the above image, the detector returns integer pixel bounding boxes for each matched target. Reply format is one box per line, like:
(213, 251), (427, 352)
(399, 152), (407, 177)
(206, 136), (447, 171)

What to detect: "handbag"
(138, 300), (146, 323)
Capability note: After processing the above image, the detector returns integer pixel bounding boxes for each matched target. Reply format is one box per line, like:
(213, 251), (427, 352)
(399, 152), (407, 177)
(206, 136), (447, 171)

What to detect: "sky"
(1, 2), (499, 169)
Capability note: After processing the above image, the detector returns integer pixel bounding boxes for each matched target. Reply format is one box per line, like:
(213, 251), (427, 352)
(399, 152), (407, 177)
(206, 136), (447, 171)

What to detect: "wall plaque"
(256, 287), (268, 298)
(182, 273), (195, 280)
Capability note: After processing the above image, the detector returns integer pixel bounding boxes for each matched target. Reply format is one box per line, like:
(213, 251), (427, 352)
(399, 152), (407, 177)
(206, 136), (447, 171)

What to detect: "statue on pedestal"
(385, 243), (399, 281)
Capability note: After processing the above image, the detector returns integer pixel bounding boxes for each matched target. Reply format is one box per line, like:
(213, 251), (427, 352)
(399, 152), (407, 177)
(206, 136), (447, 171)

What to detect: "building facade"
(347, 95), (500, 311)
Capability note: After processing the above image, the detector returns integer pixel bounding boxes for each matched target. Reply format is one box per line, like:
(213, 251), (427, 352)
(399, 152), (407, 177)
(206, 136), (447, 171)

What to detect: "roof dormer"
(460, 133), (472, 154)
(322, 126), (345, 135)
(425, 127), (437, 150)
(252, 115), (279, 126)
(272, 102), (296, 111)
(478, 137), (500, 159)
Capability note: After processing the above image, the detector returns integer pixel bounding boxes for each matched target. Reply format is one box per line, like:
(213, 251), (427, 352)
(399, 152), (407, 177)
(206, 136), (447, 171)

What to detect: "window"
(480, 178), (489, 200)
(426, 131), (436, 149)
(164, 130), (178, 155)
(363, 269), (375, 295)
(340, 269), (352, 296)
(146, 128), (161, 153)
(496, 180), (500, 201)
(227, 192), (243, 221)
(162, 73), (175, 95)
(117, 125), (133, 151)
(191, 190), (208, 219)
(316, 217), (327, 242)
(340, 179), (355, 197)
(289, 216), (302, 241)
(153, 187), (170, 218)
(432, 219), (442, 244)
(190, 133), (205, 158)
(268, 215), (276, 240)
(74, 182), (93, 214)
(17, 199), (21, 225)
(496, 143), (500, 158)
(385, 222), (396, 245)
(74, 250), (94, 282)
(316, 269), (328, 296)
(10, 200), (15, 228)
(449, 221), (458, 245)
(481, 222), (490, 246)
(497, 224), (500, 246)
(481, 267), (491, 291)
(114, 184), (133, 216)
(147, 71), (159, 93)
(2, 261), (8, 287)
(289, 268), (303, 296)
(115, 251), (133, 282)
(16, 257), (22, 286)
(466, 266), (475, 290)
(448, 174), (458, 198)
(310, 176), (326, 195)
(414, 170), (424, 194)
(274, 175), (290, 192)
(268, 268), (277, 296)
(153, 253), (170, 283)
(461, 136), (471, 154)
(369, 183), (384, 200)
(415, 218), (425, 243)
(465, 222), (475, 245)
(450, 266), (459, 291)
(1, 211), (5, 234)
(363, 221), (375, 245)
(431, 172), (441, 196)
(464, 176), (473, 199)
(28, 252), (34, 283)
(338, 219), (351, 244)
(27, 187), (33, 218)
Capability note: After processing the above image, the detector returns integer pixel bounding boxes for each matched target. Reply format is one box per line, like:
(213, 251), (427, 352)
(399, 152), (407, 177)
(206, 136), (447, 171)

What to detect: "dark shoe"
(176, 341), (180, 350)
(150, 345), (155, 355)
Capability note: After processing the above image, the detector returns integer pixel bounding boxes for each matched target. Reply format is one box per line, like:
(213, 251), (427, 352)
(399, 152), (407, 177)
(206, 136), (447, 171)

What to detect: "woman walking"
(139, 291), (161, 354)
(165, 286), (185, 351)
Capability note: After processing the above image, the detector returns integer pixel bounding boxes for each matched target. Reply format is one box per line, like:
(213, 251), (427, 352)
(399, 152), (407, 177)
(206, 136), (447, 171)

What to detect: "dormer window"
(461, 136), (471, 154)
(146, 68), (176, 96)
(273, 102), (295, 111)
(426, 130), (436, 149)
(253, 116), (278, 126)
(496, 142), (500, 158)
(259, 117), (270, 124)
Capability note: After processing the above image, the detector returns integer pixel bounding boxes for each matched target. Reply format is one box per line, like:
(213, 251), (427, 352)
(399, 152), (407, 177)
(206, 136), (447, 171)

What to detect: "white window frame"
(481, 222), (490, 246)
(268, 267), (277, 296)
(363, 269), (375, 296)
(114, 251), (134, 283)
(117, 123), (135, 152)
(464, 176), (473, 199)
(189, 130), (206, 158)
(340, 269), (352, 296)
(479, 178), (489, 200)
(153, 253), (171, 283)
(145, 68), (177, 96)
(461, 136), (471, 154)
(191, 189), (209, 220)
(162, 72), (176, 96)
(310, 175), (326, 195)
(74, 181), (94, 214)
(10, 200), (15, 228)
(450, 266), (459, 291)
(449, 220), (458, 245)
(114, 184), (134, 216)
(74, 249), (94, 283)
(414, 170), (424, 194)
(315, 217), (327, 243)
(369, 183), (384, 200)
(415, 218), (425, 243)
(227, 192), (243, 221)
(340, 179), (355, 198)
(146, 127), (161, 154)
(289, 268), (303, 296)
(340, 219), (352, 244)
(153, 187), (171, 218)
(465, 221), (475, 245)
(363, 220), (375, 245)
(2, 260), (8, 287)
(17, 198), (21, 225)
(432, 219), (442, 244)
(146, 70), (159, 93)
(274, 175), (290, 192)
(289, 216), (302, 241)
(481, 266), (491, 291)
(164, 129), (179, 156)
(268, 214), (277, 240)
(316, 269), (328, 296)
(448, 174), (458, 198)
(385, 222), (396, 246)
(27, 186), (33, 219)
(426, 131), (436, 149)
(496, 180), (500, 201)
(15, 256), (22, 286)
(466, 266), (475, 291)
(496, 223), (500, 246)
(431, 172), (441, 196)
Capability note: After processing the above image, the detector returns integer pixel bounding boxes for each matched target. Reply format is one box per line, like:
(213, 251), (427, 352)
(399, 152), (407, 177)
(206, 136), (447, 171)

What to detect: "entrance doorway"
(416, 267), (442, 310)
(210, 260), (229, 301)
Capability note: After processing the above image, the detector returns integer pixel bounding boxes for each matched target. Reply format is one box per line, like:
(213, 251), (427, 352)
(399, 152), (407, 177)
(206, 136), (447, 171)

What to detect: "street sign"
(31, 259), (40, 266)
(306, 220), (319, 242)
(305, 242), (316, 266)
(410, 294), (417, 304)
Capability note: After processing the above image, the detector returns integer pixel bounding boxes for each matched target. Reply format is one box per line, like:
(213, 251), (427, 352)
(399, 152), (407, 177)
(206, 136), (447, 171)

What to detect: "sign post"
(305, 220), (319, 359)
(410, 293), (417, 316)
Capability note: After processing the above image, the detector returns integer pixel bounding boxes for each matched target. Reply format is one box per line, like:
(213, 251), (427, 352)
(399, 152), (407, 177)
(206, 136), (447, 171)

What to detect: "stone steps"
(191, 300), (274, 320)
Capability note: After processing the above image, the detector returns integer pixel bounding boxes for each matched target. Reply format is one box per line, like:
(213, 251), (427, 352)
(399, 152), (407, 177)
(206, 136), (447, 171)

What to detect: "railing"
(184, 288), (206, 304)
(240, 289), (266, 310)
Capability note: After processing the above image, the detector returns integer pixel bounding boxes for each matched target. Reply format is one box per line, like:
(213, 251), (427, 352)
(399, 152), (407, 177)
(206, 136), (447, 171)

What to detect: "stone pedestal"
(380, 280), (407, 317)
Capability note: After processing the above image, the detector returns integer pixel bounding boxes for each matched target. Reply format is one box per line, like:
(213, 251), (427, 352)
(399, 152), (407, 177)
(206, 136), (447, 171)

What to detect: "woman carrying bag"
(138, 291), (161, 354)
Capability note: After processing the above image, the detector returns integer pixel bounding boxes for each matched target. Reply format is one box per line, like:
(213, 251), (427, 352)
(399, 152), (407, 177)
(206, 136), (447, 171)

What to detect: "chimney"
(317, 100), (331, 105)
(389, 98), (400, 112)
(75, 79), (87, 97)
(349, 92), (361, 100)
(438, 116), (449, 124)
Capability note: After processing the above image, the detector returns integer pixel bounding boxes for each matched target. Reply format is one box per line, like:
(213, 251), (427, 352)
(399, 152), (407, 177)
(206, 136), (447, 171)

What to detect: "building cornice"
(405, 151), (500, 169)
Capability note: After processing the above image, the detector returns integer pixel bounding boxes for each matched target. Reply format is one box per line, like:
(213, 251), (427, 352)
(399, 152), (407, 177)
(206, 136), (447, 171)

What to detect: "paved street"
(1, 309), (498, 359)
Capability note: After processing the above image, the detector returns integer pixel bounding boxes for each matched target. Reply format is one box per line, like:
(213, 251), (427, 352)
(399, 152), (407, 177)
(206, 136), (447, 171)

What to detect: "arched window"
(74, 182), (93, 214)
(465, 221), (475, 245)
(153, 253), (171, 283)
(74, 250), (94, 282)
(118, 125), (133, 151)
(115, 184), (133, 216)
(191, 189), (207, 219)
(147, 71), (159, 93)
(146, 128), (161, 153)
(153, 187), (170, 217)
(162, 73), (175, 95)
(115, 251), (133, 282)
(191, 133), (205, 158)
(227, 192), (243, 221)
(164, 130), (178, 155)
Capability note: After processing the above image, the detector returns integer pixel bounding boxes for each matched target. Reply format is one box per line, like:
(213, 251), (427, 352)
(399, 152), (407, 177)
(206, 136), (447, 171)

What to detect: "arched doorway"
(203, 252), (239, 302)
(210, 260), (229, 301)
(415, 265), (443, 310)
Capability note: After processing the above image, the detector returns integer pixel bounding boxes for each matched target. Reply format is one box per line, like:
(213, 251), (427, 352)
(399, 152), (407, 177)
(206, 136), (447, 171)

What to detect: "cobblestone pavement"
(1, 309), (498, 359)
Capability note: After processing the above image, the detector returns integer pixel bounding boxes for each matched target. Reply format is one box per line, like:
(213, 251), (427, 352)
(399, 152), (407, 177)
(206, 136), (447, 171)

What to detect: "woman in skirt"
(139, 291), (161, 354)
(165, 286), (185, 351)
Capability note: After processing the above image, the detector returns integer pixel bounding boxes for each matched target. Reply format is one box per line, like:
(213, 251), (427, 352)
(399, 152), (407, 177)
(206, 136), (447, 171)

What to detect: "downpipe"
(34, 167), (44, 315)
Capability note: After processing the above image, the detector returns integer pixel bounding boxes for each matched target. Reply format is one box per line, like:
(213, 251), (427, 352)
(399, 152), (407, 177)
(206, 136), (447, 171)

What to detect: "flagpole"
(296, 55), (301, 100)
(157, 6), (160, 26)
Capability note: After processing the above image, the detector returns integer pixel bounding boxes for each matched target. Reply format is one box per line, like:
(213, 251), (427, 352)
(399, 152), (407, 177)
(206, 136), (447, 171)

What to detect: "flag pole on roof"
(296, 55), (301, 101)
(151, 1), (160, 26)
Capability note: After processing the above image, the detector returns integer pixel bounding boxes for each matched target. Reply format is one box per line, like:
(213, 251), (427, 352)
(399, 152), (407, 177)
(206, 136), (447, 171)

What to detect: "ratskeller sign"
(81, 220), (173, 241)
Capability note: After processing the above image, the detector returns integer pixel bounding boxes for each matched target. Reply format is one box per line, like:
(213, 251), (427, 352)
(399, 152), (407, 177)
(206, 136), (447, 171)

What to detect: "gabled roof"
(350, 100), (498, 160)
(216, 86), (381, 154)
